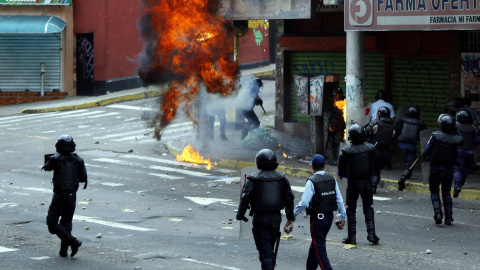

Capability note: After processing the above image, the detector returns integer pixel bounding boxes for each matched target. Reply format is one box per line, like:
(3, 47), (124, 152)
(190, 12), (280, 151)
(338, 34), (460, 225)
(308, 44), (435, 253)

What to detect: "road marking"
(149, 173), (183, 180)
(214, 168), (237, 174)
(0, 246), (18, 253)
(93, 130), (148, 139)
(107, 104), (154, 111)
(100, 182), (125, 187)
(31, 256), (50, 260)
(58, 111), (104, 119)
(0, 203), (19, 208)
(88, 112), (121, 118)
(150, 165), (210, 177)
(181, 258), (241, 270)
(383, 211), (480, 228)
(185, 197), (232, 206)
(122, 154), (201, 167)
(73, 215), (157, 231)
(373, 196), (392, 201)
(209, 177), (237, 183)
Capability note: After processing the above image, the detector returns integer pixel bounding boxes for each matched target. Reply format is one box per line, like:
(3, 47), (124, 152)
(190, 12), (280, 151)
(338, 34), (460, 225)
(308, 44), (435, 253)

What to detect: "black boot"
(366, 220), (380, 244)
(59, 241), (68, 257)
(70, 238), (82, 258)
(398, 176), (406, 191)
(453, 185), (462, 198)
(342, 221), (356, 244)
(444, 202), (454, 226)
(432, 199), (443, 224)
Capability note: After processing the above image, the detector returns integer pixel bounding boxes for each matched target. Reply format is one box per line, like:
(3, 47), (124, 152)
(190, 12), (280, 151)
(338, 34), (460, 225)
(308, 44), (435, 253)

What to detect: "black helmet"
(375, 90), (386, 100)
(333, 87), (343, 96)
(439, 115), (455, 132)
(256, 149), (278, 170)
(407, 106), (421, 118)
(251, 77), (263, 88)
(463, 96), (472, 106)
(348, 124), (365, 144)
(55, 135), (76, 153)
(457, 110), (473, 124)
(377, 106), (391, 119)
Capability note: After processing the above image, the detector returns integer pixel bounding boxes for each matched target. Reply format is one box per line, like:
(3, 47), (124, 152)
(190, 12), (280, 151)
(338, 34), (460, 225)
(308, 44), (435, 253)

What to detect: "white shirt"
(370, 99), (395, 122)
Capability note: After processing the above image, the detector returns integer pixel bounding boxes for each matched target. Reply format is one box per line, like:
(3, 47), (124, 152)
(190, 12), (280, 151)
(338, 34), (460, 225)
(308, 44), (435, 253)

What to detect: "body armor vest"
(368, 119), (394, 149)
(341, 143), (375, 180)
(309, 174), (337, 214)
(52, 154), (83, 192)
(430, 132), (463, 167)
(247, 171), (288, 211)
(398, 117), (423, 144)
(457, 124), (475, 150)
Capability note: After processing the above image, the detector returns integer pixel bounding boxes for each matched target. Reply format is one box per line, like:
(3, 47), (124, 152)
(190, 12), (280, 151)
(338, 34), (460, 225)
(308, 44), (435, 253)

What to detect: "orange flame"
(283, 152), (287, 158)
(139, 0), (239, 139)
(334, 99), (347, 140)
(176, 144), (214, 170)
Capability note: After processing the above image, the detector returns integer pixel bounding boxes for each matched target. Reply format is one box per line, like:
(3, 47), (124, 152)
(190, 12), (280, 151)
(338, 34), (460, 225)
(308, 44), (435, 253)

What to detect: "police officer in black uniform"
(423, 115), (463, 225)
(395, 106), (427, 191)
(338, 124), (380, 244)
(453, 110), (480, 198)
(236, 149), (295, 270)
(327, 87), (346, 165)
(42, 135), (87, 257)
(365, 106), (396, 194)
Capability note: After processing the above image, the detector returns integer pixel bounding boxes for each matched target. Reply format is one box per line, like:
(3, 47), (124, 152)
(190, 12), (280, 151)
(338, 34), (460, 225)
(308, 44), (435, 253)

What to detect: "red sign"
(345, 0), (480, 30)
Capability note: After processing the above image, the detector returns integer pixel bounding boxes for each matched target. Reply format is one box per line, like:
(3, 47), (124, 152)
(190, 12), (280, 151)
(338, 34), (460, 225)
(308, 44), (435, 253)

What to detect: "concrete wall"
(73, 0), (143, 82)
(0, 5), (75, 95)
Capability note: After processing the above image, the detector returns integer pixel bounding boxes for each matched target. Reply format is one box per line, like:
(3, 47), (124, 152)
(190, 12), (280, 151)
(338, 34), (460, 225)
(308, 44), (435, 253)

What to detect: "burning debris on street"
(137, 0), (239, 141)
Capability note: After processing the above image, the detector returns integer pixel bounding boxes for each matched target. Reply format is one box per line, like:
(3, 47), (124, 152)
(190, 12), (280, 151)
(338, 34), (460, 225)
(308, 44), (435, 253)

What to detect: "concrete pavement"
(2, 63), (479, 201)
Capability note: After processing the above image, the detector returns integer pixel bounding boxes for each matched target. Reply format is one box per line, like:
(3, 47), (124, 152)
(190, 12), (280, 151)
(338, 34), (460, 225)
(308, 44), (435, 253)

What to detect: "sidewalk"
(2, 64), (480, 201)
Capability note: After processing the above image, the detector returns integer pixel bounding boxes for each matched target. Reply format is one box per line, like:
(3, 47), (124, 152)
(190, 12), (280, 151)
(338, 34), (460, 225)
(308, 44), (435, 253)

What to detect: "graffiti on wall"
(390, 60), (449, 112)
(249, 20), (269, 46)
(78, 37), (94, 80)
(461, 53), (480, 95)
(293, 60), (335, 75)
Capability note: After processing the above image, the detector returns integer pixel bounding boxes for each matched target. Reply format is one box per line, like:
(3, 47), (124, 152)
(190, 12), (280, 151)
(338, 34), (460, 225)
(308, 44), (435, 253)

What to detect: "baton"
(273, 231), (281, 269)
(260, 104), (267, 115)
(409, 157), (419, 170)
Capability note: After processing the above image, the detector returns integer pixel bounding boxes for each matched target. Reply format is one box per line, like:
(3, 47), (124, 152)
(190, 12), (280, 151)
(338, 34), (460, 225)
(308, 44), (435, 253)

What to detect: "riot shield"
(420, 128), (439, 184)
(239, 167), (258, 240)
(395, 105), (410, 125)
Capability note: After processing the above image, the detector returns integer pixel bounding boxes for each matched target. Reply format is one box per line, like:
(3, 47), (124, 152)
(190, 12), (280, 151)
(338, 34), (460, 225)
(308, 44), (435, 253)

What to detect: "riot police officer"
(327, 87), (346, 165)
(396, 106), (427, 191)
(338, 124), (379, 244)
(453, 110), (480, 198)
(423, 115), (463, 225)
(236, 149), (295, 270)
(42, 135), (87, 257)
(365, 106), (396, 194)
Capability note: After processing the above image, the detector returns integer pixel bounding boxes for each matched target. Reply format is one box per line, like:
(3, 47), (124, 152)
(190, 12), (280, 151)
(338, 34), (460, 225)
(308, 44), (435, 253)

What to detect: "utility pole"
(345, 31), (367, 132)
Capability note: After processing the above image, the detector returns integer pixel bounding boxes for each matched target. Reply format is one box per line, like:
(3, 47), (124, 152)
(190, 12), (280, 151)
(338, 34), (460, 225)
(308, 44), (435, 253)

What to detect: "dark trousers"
(373, 148), (390, 180)
(400, 145), (417, 170)
(346, 181), (374, 222)
(454, 151), (475, 187)
(429, 169), (453, 204)
(46, 193), (76, 242)
(240, 108), (260, 137)
(252, 212), (281, 270)
(307, 212), (334, 270)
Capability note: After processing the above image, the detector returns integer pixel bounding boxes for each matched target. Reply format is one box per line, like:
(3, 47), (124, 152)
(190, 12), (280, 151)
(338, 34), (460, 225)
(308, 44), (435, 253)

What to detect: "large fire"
(334, 99), (347, 123)
(176, 144), (215, 170)
(138, 0), (239, 139)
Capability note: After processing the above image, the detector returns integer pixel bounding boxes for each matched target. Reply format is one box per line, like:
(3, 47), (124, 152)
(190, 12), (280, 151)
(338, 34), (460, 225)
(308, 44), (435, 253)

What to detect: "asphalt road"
(1, 98), (479, 270)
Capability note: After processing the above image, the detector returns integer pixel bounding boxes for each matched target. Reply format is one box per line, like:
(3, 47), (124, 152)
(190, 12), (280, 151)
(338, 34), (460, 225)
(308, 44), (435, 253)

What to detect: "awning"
(0, 16), (66, 34)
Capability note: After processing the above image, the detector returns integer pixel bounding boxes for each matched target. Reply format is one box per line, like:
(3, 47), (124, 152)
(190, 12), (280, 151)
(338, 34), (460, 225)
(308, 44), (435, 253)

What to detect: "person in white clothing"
(370, 90), (395, 122)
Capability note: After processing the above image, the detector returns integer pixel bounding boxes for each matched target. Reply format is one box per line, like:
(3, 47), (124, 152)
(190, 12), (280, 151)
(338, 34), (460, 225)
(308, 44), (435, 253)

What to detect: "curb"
(166, 141), (480, 201)
(21, 89), (165, 114)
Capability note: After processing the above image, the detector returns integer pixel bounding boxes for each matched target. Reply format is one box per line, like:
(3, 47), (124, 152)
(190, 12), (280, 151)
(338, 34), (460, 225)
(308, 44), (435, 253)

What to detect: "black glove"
(254, 97), (263, 106)
(236, 213), (249, 222)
